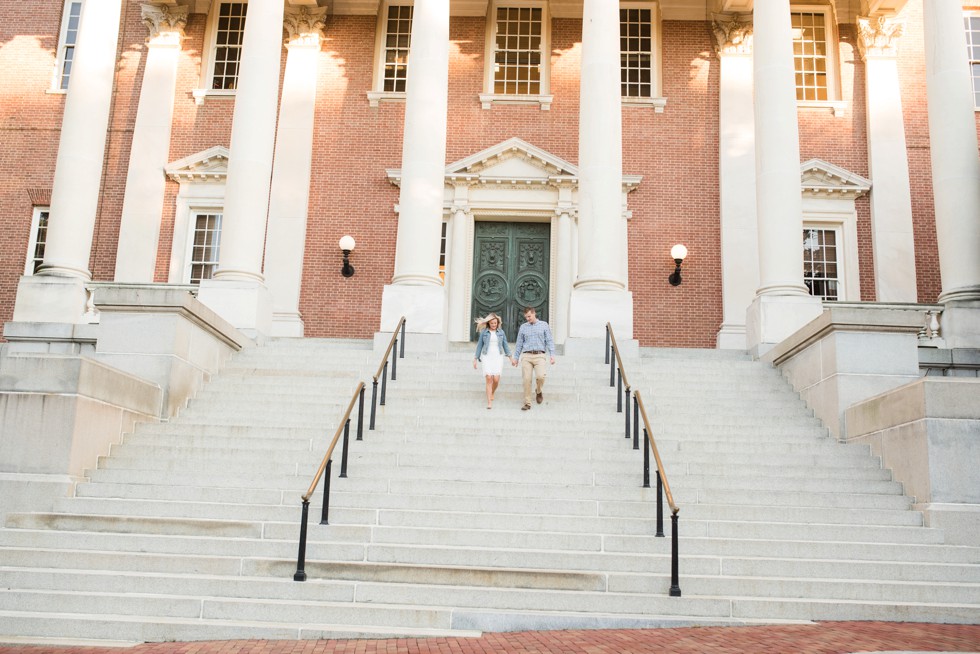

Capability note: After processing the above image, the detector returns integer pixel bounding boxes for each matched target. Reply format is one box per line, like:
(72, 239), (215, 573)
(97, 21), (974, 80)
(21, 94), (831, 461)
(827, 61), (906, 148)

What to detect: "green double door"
(470, 221), (550, 341)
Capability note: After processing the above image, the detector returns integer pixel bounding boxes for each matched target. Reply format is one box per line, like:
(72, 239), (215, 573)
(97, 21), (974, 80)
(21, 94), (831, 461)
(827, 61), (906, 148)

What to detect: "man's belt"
(524, 350), (544, 354)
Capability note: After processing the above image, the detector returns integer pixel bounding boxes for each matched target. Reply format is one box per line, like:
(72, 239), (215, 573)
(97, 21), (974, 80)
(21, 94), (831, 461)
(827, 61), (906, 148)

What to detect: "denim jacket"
(473, 328), (512, 361)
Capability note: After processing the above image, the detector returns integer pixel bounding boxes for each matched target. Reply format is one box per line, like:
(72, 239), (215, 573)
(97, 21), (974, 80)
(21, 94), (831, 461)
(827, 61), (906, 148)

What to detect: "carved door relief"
(471, 221), (550, 340)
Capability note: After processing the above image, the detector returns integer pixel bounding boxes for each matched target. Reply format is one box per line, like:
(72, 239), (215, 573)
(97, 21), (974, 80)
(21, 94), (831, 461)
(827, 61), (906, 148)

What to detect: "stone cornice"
(141, 4), (189, 43)
(801, 159), (871, 200)
(166, 146), (229, 183)
(857, 15), (905, 59)
(712, 13), (753, 56)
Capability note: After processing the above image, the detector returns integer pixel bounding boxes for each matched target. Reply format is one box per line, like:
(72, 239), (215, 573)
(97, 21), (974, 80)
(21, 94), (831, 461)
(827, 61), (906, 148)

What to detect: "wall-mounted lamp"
(668, 244), (687, 286)
(339, 235), (356, 277)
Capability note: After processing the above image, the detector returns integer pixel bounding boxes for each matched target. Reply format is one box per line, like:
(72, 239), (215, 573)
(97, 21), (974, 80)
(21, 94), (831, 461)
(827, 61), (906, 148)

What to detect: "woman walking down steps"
(473, 313), (512, 409)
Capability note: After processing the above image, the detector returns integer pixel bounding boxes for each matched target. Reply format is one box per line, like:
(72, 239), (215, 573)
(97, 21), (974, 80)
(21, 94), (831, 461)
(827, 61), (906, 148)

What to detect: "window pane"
(792, 11), (829, 101)
(802, 228), (841, 301)
(493, 4), (543, 95)
(620, 7), (654, 98)
(211, 2), (248, 90)
(967, 15), (980, 108)
(190, 213), (222, 285)
(381, 4), (413, 93)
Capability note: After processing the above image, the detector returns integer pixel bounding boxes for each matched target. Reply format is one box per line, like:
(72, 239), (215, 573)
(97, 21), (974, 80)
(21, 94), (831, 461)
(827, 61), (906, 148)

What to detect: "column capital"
(284, 5), (327, 46)
(141, 4), (188, 45)
(712, 13), (753, 56)
(857, 15), (904, 60)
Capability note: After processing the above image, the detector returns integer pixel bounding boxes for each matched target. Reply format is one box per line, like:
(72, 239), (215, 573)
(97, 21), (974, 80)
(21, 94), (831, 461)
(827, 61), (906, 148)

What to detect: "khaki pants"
(520, 353), (548, 406)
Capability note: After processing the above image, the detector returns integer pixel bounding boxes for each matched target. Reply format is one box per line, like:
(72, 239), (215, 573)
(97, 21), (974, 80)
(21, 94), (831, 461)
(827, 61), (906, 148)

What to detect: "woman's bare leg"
(485, 375), (494, 408)
(491, 375), (500, 399)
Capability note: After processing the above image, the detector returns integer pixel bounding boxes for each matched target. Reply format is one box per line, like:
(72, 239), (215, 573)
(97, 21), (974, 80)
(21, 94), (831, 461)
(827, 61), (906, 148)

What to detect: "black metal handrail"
(369, 316), (407, 430)
(294, 381), (365, 582)
(604, 322), (681, 597)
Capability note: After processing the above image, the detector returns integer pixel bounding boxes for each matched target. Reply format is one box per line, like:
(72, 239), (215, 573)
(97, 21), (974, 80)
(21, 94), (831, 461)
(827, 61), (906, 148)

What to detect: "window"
(620, 5), (653, 98)
(966, 13), (980, 108)
(53, 0), (83, 91)
(188, 213), (222, 284)
(439, 221), (448, 281)
(210, 2), (247, 90)
(803, 227), (841, 301)
(481, 1), (551, 109)
(791, 8), (832, 102)
(383, 3), (412, 93)
(25, 207), (49, 275)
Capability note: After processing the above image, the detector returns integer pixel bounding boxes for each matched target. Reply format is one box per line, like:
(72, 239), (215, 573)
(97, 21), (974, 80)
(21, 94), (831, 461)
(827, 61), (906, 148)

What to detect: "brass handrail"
(634, 390), (678, 514)
(302, 381), (365, 502)
(374, 316), (406, 382)
(606, 322), (631, 390)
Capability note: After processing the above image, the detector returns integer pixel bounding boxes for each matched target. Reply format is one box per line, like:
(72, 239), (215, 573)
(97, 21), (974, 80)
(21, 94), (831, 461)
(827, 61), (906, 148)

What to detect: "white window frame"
(480, 0), (553, 110)
(620, 1), (666, 111)
(801, 212), (859, 302)
(24, 207), (50, 275)
(368, 0), (414, 107)
(50, 0), (84, 93)
(966, 11), (980, 110)
(194, 0), (248, 104)
(802, 224), (843, 301)
(790, 4), (846, 115)
(170, 191), (226, 284)
(185, 212), (223, 285)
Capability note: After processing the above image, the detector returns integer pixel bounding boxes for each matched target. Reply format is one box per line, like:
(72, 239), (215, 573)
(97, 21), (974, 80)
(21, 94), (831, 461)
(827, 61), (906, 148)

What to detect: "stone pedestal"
(379, 284), (447, 337)
(746, 294), (823, 359)
(196, 279), (273, 340)
(568, 289), (633, 340)
(939, 301), (980, 350)
(12, 275), (92, 325)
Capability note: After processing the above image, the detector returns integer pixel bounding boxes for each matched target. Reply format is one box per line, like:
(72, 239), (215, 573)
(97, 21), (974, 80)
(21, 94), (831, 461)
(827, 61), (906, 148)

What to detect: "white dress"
(481, 331), (505, 376)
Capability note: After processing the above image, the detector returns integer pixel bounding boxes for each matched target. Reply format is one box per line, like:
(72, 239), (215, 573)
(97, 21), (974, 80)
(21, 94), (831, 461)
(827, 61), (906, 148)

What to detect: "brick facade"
(0, 1), (976, 346)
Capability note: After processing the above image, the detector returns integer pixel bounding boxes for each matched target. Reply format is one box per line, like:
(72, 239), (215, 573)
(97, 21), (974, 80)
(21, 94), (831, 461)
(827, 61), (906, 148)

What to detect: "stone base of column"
(568, 289), (633, 340)
(939, 300), (980, 349)
(196, 279), (272, 340)
(380, 284), (446, 335)
(716, 323), (747, 350)
(270, 312), (305, 338)
(12, 275), (93, 324)
(746, 293), (823, 359)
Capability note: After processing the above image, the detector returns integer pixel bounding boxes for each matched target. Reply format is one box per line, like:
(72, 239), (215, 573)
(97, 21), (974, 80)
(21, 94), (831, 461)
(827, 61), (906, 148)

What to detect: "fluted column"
(858, 15), (917, 303)
(13, 0), (123, 323)
(380, 0), (450, 337)
(747, 0), (822, 357)
(553, 206), (574, 344)
(713, 13), (759, 349)
(197, 0), (284, 336)
(114, 4), (188, 283)
(923, 0), (980, 305)
(264, 6), (326, 337)
(567, 0), (632, 342)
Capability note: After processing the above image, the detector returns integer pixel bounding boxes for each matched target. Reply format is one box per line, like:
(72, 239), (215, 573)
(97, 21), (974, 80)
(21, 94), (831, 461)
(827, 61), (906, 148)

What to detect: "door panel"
(471, 222), (550, 340)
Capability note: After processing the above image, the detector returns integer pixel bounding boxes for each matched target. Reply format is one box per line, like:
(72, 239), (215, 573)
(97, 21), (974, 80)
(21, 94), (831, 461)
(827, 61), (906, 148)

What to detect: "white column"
(568, 0), (632, 341)
(13, 0), (124, 323)
(713, 14), (759, 350)
(553, 206), (574, 344)
(747, 0), (822, 358)
(447, 204), (473, 342)
(858, 15), (918, 303)
(923, 0), (980, 348)
(264, 7), (326, 337)
(923, 0), (980, 304)
(114, 4), (187, 283)
(380, 0), (450, 337)
(197, 0), (285, 336)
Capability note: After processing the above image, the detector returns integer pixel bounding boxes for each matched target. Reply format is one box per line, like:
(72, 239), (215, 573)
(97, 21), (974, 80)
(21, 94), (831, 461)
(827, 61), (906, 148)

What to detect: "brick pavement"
(1, 622), (979, 654)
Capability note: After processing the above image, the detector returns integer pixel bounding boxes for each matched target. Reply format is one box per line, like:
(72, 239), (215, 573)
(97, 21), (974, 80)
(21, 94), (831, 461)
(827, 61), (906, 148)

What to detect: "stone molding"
(857, 15), (905, 59)
(800, 159), (872, 200)
(165, 146), (229, 183)
(712, 13), (753, 56)
(141, 4), (189, 43)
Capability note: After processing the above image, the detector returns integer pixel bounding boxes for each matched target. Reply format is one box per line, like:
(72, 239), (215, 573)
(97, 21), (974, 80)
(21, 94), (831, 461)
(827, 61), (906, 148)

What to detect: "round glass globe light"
(339, 235), (356, 251)
(670, 243), (688, 261)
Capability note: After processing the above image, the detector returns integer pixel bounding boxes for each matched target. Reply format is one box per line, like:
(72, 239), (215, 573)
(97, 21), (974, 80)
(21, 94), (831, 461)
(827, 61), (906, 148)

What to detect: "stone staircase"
(0, 337), (977, 643)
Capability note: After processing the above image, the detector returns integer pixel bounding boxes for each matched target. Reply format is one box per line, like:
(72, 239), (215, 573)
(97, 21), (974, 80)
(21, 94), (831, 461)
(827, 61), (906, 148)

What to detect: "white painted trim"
(194, 0), (248, 102)
(166, 148), (229, 283)
(481, 0), (551, 107)
(24, 207), (49, 276)
(620, 1), (663, 100)
(369, 0), (413, 106)
(791, 3), (841, 103)
(802, 211), (859, 303)
(51, 0), (84, 92)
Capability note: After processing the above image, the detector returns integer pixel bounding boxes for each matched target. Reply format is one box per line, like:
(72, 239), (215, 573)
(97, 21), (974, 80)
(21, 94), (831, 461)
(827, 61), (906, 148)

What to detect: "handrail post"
(391, 338), (398, 381)
(380, 361), (389, 405)
(655, 470), (665, 537)
(339, 419), (351, 478)
(616, 369), (622, 413)
(624, 387), (631, 439)
(356, 386), (365, 441)
(670, 513), (681, 597)
(642, 428), (650, 488)
(632, 395), (639, 450)
(400, 319), (406, 358)
(369, 380), (378, 430)
(293, 500), (310, 582)
(320, 459), (332, 525)
(604, 325), (610, 365)
(609, 349), (615, 387)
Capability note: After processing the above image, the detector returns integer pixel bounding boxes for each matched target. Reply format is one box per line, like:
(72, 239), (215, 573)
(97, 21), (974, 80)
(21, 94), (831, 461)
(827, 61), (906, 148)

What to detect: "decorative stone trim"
(366, 91), (406, 107)
(800, 159), (871, 199)
(283, 5), (327, 43)
(141, 4), (189, 43)
(622, 97), (668, 112)
(479, 94), (553, 111)
(711, 13), (753, 56)
(857, 15), (905, 60)
(166, 146), (229, 183)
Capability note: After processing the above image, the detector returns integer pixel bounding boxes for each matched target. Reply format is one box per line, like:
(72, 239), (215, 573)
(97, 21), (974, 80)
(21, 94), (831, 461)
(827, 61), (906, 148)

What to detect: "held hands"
(550, 356), (556, 365)
(510, 357), (518, 367)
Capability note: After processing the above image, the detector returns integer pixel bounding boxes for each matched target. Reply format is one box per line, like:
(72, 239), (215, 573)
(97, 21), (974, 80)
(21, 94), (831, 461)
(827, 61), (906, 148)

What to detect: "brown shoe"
(521, 404), (531, 411)
(536, 392), (543, 404)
